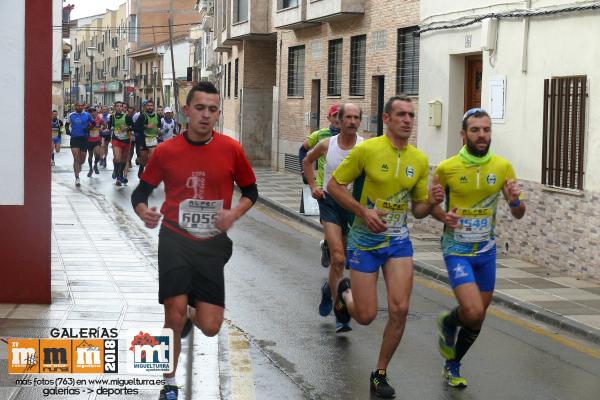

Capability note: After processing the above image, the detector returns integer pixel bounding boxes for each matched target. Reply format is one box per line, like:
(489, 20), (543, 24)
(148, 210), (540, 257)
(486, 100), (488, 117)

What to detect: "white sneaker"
(75, 178), (81, 187)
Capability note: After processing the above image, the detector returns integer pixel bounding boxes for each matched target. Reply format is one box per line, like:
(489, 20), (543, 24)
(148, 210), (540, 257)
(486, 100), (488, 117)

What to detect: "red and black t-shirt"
(142, 131), (256, 238)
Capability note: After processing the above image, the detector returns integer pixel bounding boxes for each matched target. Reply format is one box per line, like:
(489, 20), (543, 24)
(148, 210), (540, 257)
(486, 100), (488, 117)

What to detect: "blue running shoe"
(335, 320), (352, 333)
(443, 360), (468, 388)
(158, 385), (179, 399)
(318, 281), (332, 317)
(437, 311), (457, 360)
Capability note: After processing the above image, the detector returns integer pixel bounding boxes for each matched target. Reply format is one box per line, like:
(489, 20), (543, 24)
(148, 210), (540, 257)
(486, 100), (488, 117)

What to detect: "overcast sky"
(66, 0), (126, 20)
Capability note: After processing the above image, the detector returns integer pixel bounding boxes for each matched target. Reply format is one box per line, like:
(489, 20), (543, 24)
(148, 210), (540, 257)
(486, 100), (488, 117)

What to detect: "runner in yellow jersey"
(432, 108), (525, 388)
(328, 95), (444, 399)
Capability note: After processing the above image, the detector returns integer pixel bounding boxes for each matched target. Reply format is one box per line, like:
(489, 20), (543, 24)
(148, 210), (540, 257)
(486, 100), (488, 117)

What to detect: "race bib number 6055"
(179, 199), (223, 238)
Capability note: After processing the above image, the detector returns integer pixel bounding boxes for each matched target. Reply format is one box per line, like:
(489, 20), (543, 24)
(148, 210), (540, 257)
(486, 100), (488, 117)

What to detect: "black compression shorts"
(157, 226), (233, 308)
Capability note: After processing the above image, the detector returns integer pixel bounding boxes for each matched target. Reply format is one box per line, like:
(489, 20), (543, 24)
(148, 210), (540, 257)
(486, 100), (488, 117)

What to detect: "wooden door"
(464, 55), (483, 112)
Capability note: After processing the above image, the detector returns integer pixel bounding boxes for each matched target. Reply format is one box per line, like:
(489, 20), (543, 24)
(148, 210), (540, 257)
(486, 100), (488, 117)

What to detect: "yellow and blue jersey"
(435, 154), (516, 256)
(332, 135), (429, 250)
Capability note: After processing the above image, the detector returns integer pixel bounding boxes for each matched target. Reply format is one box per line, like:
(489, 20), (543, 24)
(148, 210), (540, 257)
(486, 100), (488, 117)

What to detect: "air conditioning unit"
(481, 18), (498, 51)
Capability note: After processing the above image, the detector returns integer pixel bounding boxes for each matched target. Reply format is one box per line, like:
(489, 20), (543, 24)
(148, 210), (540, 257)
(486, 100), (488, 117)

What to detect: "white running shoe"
(75, 178), (81, 187)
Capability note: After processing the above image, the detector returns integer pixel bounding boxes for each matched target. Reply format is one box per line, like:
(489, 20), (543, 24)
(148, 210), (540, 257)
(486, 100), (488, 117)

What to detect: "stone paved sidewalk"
(254, 168), (600, 344)
(0, 179), (220, 399)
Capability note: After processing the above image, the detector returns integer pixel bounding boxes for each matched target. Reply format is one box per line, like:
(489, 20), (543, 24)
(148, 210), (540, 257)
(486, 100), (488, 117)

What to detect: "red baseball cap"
(327, 103), (340, 117)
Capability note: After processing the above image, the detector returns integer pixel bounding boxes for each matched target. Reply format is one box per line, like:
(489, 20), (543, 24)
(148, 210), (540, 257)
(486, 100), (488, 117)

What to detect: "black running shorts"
(70, 136), (88, 150)
(317, 195), (352, 235)
(87, 141), (101, 151)
(158, 226), (233, 308)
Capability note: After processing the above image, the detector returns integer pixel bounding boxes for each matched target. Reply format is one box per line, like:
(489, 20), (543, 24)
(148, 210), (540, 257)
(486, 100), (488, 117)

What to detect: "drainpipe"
(521, 0), (532, 73)
(276, 35), (282, 171)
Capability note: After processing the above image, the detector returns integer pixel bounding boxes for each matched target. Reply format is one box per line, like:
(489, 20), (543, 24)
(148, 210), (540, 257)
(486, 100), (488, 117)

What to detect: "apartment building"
(210, 0), (277, 168)
(274, 0), (421, 172)
(208, 0), (419, 168)
(416, 0), (600, 279)
(69, 3), (129, 107)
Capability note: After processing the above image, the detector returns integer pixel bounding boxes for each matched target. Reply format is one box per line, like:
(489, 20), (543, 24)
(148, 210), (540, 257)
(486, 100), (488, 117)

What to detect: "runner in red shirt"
(86, 108), (102, 177)
(131, 82), (258, 400)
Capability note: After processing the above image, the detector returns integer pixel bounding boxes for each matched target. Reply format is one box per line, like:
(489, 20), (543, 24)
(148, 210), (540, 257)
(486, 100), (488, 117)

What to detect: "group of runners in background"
(54, 100), (180, 187)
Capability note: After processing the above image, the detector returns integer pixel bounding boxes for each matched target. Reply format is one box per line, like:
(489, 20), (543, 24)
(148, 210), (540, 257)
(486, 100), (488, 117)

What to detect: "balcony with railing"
(274, 0), (317, 30)
(212, 0), (233, 52)
(306, 0), (364, 22)
(230, 0), (274, 40)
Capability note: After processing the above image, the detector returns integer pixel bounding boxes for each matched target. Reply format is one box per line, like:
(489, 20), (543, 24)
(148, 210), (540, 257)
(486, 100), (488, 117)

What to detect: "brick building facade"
(274, 0), (421, 172)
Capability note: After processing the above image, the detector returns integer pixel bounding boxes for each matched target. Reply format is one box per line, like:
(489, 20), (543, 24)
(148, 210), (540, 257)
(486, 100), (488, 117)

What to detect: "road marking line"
(228, 327), (256, 400)
(414, 275), (600, 359)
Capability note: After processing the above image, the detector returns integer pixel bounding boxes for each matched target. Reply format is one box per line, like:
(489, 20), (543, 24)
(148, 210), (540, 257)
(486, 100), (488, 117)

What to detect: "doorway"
(376, 76), (384, 136)
(310, 80), (321, 131)
(464, 54), (482, 112)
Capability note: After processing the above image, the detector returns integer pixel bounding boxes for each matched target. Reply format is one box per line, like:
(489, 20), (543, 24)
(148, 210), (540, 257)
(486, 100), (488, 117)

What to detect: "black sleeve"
(239, 183), (258, 205)
(131, 179), (157, 209)
(109, 115), (114, 130)
(298, 145), (309, 184)
(134, 113), (146, 133)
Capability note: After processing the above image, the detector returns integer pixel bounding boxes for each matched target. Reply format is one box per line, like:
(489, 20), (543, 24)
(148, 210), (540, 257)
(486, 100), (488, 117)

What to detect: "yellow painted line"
(414, 275), (600, 359)
(228, 327), (256, 400)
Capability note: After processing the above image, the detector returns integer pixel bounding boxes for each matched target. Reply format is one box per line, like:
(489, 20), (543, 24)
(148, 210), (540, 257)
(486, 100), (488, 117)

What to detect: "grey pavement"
(253, 168), (600, 345)
(0, 158), (220, 399)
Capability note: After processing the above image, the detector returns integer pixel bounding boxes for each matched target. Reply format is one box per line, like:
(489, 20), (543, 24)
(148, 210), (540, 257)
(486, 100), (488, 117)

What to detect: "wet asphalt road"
(52, 151), (600, 400)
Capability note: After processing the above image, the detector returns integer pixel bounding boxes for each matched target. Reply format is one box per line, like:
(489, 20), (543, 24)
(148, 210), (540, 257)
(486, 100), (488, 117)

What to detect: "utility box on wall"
(428, 100), (442, 127)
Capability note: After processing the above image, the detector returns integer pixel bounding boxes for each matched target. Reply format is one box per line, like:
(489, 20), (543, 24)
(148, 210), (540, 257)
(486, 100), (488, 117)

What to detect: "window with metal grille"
(227, 62), (232, 98)
(542, 76), (587, 191)
(287, 45), (305, 97)
(349, 35), (366, 96)
(194, 41), (203, 65)
(396, 26), (419, 95)
(234, 58), (239, 98)
(327, 39), (342, 96)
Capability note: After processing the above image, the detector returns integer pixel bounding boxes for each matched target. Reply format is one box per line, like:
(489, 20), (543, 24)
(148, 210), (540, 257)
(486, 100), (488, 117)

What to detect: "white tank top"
(323, 134), (363, 192)
(161, 118), (177, 141)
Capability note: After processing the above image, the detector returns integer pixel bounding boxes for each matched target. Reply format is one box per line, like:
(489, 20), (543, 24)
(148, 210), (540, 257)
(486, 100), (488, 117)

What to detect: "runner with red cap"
(298, 103), (342, 318)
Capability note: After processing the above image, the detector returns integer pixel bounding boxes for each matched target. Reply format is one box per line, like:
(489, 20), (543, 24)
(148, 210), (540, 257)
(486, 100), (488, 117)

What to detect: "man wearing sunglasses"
(431, 107), (525, 388)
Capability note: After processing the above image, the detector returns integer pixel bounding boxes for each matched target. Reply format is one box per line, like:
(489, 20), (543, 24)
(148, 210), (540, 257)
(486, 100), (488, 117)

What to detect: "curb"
(256, 195), (323, 232)
(257, 194), (600, 346)
(413, 260), (600, 346)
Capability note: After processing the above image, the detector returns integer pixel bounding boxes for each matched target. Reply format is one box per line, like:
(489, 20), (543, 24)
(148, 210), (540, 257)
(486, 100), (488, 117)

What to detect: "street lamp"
(86, 46), (97, 106)
(155, 45), (167, 109)
(73, 60), (80, 105)
(152, 64), (158, 106)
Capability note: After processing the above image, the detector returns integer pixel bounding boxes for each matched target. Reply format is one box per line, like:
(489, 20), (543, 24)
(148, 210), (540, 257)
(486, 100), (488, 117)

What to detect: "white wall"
(0, 1), (24, 204)
(419, 1), (600, 191)
(162, 41), (191, 80)
(52, 0), (62, 82)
